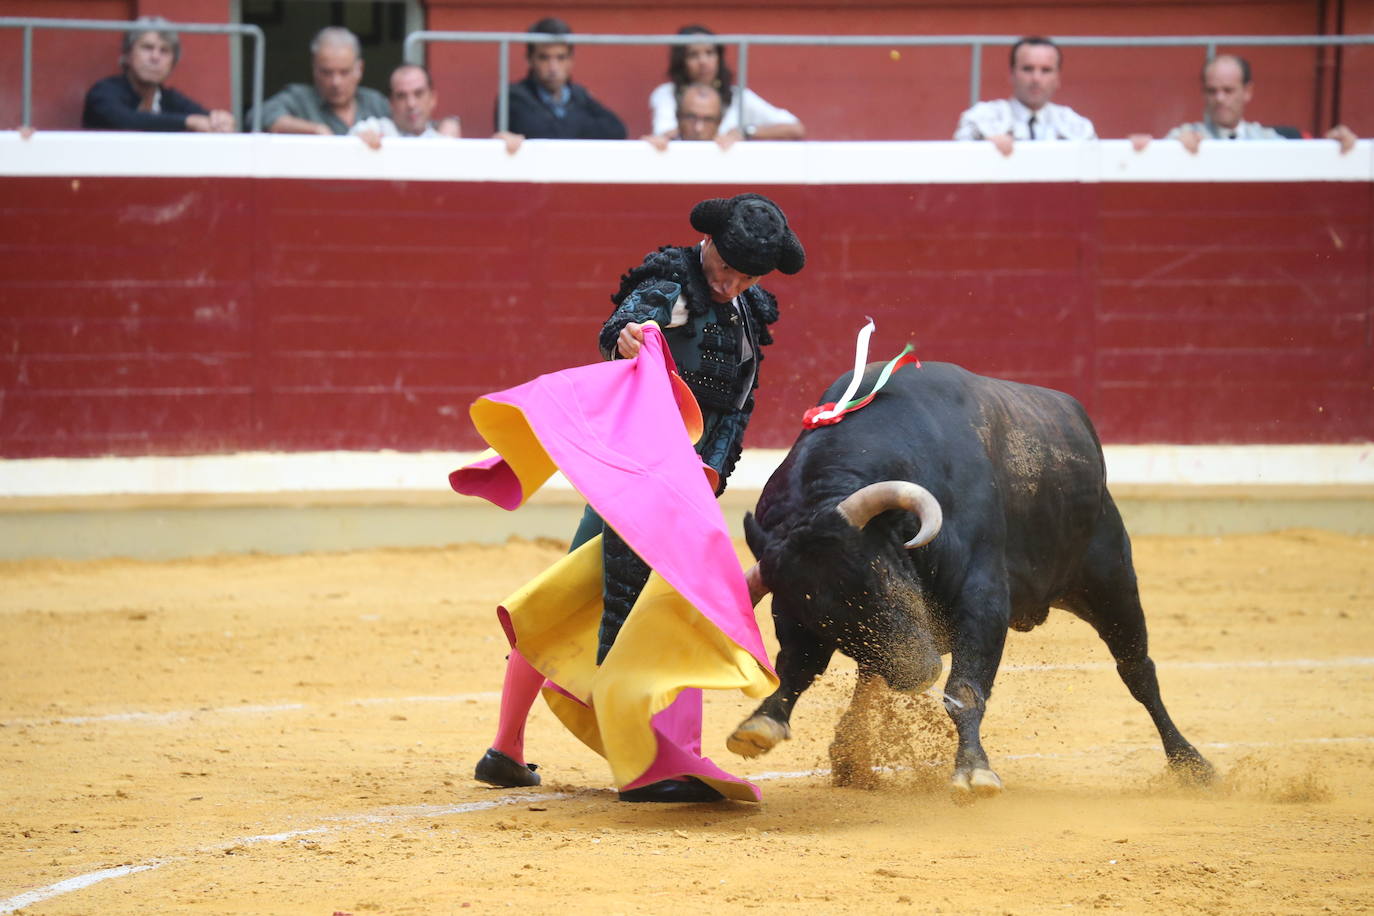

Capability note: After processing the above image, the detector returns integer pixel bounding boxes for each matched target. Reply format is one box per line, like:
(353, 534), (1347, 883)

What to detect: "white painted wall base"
(2, 445), (1370, 503)
(1, 447), (1370, 560)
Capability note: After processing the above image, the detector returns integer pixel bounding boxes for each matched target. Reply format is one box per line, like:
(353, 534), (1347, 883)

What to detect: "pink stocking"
(490, 649), (545, 763)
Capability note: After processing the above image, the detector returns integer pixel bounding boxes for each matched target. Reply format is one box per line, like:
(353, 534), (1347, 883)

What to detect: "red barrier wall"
(2, 171), (1369, 458)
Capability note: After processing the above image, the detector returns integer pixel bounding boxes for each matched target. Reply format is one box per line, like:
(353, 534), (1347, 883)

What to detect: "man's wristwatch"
(743, 124), (757, 139)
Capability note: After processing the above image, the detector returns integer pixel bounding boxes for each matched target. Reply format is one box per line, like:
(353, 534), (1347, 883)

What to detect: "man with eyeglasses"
(642, 82), (725, 150)
(678, 83), (725, 141)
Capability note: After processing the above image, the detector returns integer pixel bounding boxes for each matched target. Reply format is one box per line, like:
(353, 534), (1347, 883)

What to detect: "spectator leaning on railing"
(954, 36), (1095, 156)
(499, 17), (626, 140)
(351, 63), (524, 154)
(82, 16), (235, 132)
(350, 64), (461, 147)
(642, 83), (726, 151)
(252, 26), (390, 135)
(1130, 54), (1357, 155)
(646, 25), (805, 147)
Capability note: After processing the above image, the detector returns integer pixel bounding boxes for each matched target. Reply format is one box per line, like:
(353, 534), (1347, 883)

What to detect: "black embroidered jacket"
(598, 245), (780, 492)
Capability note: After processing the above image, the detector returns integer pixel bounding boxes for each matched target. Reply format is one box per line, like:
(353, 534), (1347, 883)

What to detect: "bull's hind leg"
(727, 611), (834, 759)
(1070, 502), (1213, 783)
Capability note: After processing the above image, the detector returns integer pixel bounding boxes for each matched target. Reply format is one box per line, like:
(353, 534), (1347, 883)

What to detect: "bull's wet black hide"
(739, 361), (1211, 790)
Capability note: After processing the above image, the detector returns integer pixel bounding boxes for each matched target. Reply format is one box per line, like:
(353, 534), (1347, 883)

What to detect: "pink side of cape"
(448, 452), (523, 511)
(455, 327), (770, 668)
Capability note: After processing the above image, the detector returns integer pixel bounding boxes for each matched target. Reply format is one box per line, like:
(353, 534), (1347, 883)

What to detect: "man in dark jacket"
(498, 17), (626, 140)
(474, 194), (806, 802)
(83, 16), (235, 132)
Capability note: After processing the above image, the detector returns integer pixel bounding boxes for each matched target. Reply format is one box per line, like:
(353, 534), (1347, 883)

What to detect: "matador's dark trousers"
(567, 505), (653, 666)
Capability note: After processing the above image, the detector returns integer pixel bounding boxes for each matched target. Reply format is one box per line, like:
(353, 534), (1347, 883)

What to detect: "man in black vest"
(499, 17), (626, 140)
(475, 194), (806, 802)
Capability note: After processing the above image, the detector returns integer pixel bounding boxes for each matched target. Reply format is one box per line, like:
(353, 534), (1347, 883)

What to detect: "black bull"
(730, 361), (1212, 797)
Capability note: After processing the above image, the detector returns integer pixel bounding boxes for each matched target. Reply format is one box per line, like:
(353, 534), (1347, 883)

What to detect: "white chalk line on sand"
(21, 725), (1374, 903)
(0, 792), (563, 915)
(0, 864), (163, 915)
(4, 658), (1371, 910)
(748, 735), (1374, 779)
(2, 693), (501, 729)
(1005, 656), (1374, 673)
(5, 656), (1370, 730)
(8, 726), (1374, 915)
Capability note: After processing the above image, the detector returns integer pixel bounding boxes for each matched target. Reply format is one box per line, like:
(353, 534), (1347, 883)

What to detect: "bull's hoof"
(950, 767), (1002, 801)
(727, 715), (790, 758)
(1169, 750), (1216, 786)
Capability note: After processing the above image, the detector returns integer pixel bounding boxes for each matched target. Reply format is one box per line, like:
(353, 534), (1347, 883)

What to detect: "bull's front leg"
(944, 586), (1011, 801)
(728, 612), (834, 759)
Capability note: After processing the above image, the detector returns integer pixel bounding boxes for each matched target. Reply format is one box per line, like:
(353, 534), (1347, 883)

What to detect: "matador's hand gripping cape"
(449, 325), (778, 801)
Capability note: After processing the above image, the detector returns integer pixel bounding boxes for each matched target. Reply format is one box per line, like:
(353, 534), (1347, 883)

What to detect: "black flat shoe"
(618, 777), (725, 803)
(474, 748), (540, 787)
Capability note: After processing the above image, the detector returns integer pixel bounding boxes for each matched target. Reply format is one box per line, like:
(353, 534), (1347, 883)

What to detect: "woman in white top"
(647, 25), (805, 146)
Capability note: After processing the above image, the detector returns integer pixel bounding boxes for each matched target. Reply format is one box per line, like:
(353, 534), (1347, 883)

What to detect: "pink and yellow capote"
(449, 325), (778, 801)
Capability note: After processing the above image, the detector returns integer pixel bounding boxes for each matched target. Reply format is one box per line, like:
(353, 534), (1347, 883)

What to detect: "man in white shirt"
(1159, 54), (1356, 154)
(954, 36), (1096, 156)
(352, 64), (461, 146)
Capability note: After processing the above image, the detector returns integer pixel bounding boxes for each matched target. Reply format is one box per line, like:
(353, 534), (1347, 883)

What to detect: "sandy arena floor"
(1, 529), (1371, 915)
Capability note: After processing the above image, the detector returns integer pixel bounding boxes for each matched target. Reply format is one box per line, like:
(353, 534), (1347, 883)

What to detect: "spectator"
(1140, 55), (1357, 155)
(351, 64), (461, 146)
(500, 17), (626, 140)
(254, 26), (389, 135)
(642, 83), (725, 151)
(647, 25), (804, 145)
(676, 83), (725, 142)
(954, 36), (1095, 156)
(82, 16), (234, 132)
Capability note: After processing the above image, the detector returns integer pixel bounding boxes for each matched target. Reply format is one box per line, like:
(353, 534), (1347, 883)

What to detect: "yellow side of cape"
(504, 535), (776, 794)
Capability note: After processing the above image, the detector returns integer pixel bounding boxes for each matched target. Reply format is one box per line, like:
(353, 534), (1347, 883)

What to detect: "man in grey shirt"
(253, 26), (389, 135)
(1139, 54), (1357, 154)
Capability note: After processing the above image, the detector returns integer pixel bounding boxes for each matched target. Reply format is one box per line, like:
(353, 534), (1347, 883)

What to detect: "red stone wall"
(2, 173), (1368, 458)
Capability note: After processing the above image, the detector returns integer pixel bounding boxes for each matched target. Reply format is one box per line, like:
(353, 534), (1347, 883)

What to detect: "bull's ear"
(742, 511), (768, 561)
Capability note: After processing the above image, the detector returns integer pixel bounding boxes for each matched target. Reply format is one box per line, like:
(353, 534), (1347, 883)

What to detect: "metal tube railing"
(1, 17), (267, 131)
(403, 30), (1374, 132)
(5, 23), (1371, 135)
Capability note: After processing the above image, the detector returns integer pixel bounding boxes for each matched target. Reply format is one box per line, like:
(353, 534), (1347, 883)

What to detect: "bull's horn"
(835, 481), (943, 549)
(744, 563), (770, 606)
